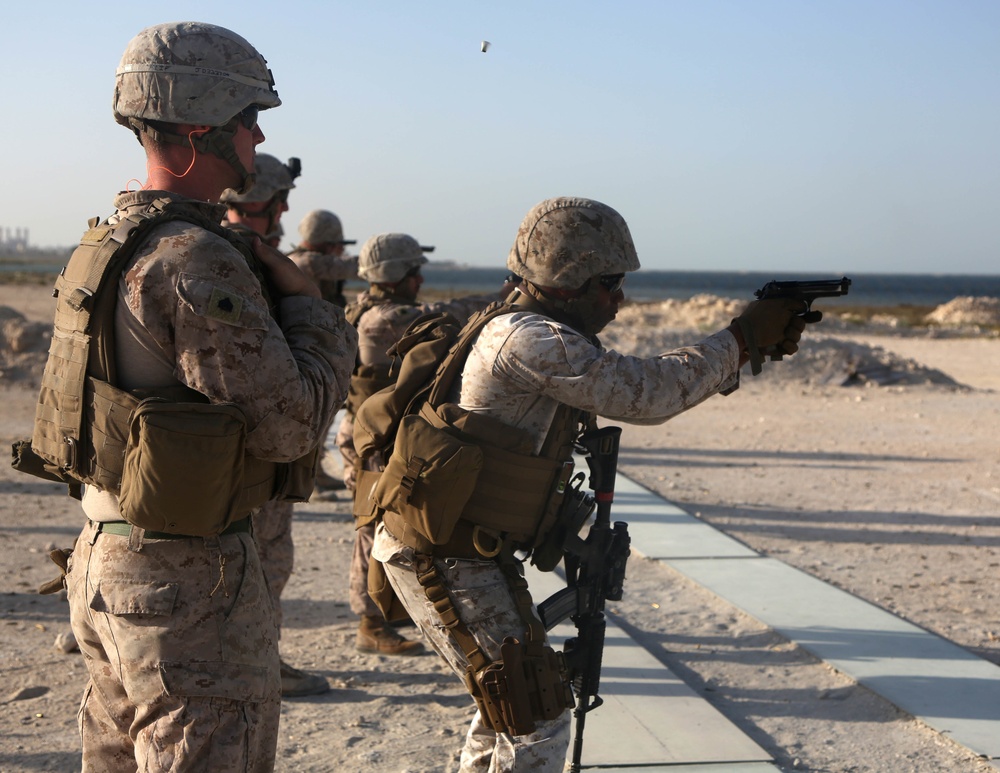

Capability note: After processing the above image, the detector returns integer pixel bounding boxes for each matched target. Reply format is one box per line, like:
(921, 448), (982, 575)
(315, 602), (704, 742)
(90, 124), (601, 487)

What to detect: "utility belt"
(92, 517), (251, 541)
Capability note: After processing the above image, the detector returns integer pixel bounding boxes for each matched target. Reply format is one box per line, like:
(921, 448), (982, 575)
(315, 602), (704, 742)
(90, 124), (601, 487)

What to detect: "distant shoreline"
(4, 264), (999, 316)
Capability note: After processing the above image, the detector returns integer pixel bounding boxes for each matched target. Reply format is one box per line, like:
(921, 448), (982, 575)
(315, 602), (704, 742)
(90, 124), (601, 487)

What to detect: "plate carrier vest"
(14, 197), (309, 516)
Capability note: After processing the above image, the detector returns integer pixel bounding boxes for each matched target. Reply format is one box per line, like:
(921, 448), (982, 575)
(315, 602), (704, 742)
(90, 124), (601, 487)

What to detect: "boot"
(356, 615), (424, 656)
(280, 659), (330, 697)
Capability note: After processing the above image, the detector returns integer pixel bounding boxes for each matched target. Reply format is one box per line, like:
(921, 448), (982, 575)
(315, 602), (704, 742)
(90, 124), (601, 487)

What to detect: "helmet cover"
(114, 21), (280, 128)
(358, 233), (429, 283)
(507, 197), (639, 290)
(298, 209), (356, 246)
(220, 154), (296, 203)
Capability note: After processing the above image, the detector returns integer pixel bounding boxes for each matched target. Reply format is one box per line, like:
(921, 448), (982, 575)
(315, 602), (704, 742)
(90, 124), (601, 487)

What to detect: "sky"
(2, 1), (998, 275)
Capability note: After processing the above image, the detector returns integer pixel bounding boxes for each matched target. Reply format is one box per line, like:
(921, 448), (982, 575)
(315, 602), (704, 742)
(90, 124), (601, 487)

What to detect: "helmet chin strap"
(521, 281), (604, 339)
(228, 195), (283, 236)
(130, 117), (256, 194)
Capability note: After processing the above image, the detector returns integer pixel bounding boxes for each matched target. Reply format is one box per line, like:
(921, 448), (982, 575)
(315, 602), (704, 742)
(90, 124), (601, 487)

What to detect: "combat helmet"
(358, 234), (433, 283)
(507, 197), (639, 290)
(220, 155), (299, 204)
(299, 210), (357, 247)
(113, 21), (281, 193)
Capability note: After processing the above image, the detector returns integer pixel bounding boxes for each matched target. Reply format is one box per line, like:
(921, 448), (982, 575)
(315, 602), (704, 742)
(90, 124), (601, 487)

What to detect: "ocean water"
(5, 259), (998, 308)
(419, 267), (1000, 308)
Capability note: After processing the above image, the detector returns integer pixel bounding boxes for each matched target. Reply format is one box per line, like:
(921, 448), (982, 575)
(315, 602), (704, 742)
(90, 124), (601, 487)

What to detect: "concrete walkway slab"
(603, 473), (1000, 764)
(526, 562), (775, 769)
(672, 555), (1000, 761)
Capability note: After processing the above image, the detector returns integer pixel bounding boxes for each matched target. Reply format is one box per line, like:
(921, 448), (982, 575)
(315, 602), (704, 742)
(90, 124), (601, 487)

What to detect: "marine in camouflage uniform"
(370, 197), (809, 771)
(288, 209), (360, 308)
(288, 209), (360, 496)
(221, 152), (300, 248)
(64, 22), (356, 771)
(345, 233), (498, 655)
(221, 155), (331, 698)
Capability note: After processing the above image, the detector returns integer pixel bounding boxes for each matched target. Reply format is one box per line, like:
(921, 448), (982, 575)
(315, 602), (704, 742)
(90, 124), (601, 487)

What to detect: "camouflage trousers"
(67, 519), (281, 773)
(349, 521), (381, 618)
(251, 500), (294, 631)
(371, 522), (571, 772)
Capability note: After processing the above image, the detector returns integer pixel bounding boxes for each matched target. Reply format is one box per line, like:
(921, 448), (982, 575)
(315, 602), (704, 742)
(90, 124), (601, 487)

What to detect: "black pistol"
(754, 276), (852, 315)
(747, 276), (852, 373)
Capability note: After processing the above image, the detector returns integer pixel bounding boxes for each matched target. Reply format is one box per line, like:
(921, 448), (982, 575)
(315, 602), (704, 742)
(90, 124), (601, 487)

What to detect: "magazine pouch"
(118, 400), (247, 536)
(372, 412), (483, 546)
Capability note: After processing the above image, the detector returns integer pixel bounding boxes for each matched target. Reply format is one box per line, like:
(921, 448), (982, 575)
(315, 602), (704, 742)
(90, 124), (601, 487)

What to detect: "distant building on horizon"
(1, 227), (29, 252)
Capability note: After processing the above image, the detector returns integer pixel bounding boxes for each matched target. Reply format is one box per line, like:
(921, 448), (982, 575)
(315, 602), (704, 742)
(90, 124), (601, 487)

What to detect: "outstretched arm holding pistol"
(730, 276), (852, 375)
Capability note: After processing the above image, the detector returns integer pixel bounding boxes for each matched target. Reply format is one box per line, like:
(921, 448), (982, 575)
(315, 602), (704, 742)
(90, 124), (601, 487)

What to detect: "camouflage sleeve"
(491, 316), (740, 425)
(124, 226), (358, 462)
(290, 251), (359, 283)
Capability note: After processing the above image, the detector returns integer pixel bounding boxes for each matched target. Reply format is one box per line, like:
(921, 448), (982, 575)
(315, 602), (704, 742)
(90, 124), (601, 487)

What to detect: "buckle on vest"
(472, 526), (503, 558)
(61, 436), (78, 472)
(399, 457), (426, 503)
(65, 287), (94, 312)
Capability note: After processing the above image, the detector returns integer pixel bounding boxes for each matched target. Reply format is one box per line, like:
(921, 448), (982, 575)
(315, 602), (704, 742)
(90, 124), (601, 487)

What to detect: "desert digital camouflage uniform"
(68, 186), (355, 771)
(288, 245), (359, 295)
(346, 288), (494, 623)
(369, 196), (772, 772)
(223, 172), (328, 695)
(288, 209), (360, 308)
(372, 314), (739, 770)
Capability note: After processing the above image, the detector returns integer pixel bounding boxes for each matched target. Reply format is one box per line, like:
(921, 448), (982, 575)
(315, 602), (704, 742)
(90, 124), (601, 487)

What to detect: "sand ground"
(1, 281), (998, 772)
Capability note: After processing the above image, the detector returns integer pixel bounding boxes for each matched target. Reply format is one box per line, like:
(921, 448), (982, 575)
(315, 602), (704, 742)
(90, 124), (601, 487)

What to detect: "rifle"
(536, 425), (630, 773)
(745, 276), (852, 374)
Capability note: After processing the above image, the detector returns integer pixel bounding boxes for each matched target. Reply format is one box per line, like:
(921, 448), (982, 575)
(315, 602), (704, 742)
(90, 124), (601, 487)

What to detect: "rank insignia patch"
(207, 288), (243, 323)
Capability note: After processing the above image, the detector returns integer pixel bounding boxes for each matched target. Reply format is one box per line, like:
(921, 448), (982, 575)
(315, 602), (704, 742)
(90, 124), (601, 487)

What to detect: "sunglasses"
(238, 104), (260, 131)
(598, 273), (626, 293)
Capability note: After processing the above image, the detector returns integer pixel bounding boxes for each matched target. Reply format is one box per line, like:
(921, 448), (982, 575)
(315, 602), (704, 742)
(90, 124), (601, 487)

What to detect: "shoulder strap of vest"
(426, 292), (551, 409)
(62, 197), (187, 382)
(345, 296), (382, 328)
(426, 292), (591, 459)
(67, 198), (277, 383)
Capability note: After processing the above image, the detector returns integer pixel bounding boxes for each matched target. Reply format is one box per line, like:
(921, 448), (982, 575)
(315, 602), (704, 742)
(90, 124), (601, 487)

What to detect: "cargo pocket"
(90, 579), (179, 617)
(159, 660), (271, 703)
